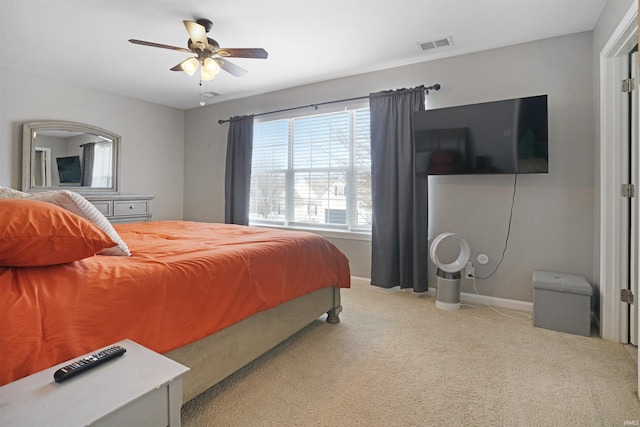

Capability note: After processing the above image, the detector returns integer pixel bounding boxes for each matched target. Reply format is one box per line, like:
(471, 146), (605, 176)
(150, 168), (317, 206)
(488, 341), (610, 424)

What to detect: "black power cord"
(474, 173), (518, 280)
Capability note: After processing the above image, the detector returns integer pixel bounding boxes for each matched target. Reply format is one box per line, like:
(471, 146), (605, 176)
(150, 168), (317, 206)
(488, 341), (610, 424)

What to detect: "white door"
(621, 49), (639, 347)
(631, 49), (638, 346)
(634, 47), (640, 401)
(33, 147), (52, 187)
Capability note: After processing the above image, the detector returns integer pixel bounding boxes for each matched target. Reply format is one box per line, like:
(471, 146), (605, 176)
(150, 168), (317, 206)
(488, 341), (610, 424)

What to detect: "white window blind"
(250, 108), (371, 232)
(92, 142), (113, 187)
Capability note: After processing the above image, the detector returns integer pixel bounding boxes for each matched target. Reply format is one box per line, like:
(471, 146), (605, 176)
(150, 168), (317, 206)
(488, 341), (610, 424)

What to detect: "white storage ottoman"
(532, 271), (593, 337)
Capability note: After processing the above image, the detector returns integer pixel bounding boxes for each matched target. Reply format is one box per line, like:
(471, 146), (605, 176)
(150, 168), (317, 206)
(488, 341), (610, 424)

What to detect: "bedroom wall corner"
(183, 103), (228, 223)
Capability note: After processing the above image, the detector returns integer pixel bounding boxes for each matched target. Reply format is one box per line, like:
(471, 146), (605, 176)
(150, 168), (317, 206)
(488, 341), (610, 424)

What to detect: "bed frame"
(164, 286), (342, 403)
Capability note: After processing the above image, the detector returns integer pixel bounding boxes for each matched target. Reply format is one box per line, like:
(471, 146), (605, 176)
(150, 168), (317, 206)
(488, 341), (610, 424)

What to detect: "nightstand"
(0, 339), (189, 427)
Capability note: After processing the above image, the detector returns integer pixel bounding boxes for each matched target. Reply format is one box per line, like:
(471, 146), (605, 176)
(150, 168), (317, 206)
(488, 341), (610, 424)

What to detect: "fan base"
(196, 18), (213, 33)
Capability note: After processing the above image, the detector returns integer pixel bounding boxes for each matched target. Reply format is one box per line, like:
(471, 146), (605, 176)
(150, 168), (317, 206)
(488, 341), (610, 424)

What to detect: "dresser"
(86, 194), (154, 224)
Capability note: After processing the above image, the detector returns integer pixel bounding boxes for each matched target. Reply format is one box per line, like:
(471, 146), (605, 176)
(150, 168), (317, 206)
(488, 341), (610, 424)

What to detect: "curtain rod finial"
(425, 83), (441, 94)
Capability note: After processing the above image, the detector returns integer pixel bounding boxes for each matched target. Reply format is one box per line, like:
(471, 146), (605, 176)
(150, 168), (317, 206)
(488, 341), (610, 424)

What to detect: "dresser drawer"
(90, 200), (113, 216)
(85, 194), (154, 224)
(110, 216), (150, 224)
(114, 200), (149, 217)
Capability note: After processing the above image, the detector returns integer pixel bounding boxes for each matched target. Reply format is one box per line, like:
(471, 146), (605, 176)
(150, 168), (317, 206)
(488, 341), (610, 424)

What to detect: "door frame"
(631, 49), (639, 346)
(33, 146), (52, 187)
(599, 2), (638, 343)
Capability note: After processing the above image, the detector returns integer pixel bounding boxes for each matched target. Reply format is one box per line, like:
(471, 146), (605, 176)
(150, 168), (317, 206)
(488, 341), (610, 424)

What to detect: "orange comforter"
(0, 221), (350, 386)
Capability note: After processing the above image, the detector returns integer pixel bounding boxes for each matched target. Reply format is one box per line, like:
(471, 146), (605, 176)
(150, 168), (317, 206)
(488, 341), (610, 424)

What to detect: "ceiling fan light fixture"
(178, 57), (199, 76)
(203, 57), (221, 75)
(200, 67), (216, 81)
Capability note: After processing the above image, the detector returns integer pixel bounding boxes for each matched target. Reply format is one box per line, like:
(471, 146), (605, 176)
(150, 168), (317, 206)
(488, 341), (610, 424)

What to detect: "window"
(250, 108), (371, 233)
(92, 142), (113, 187)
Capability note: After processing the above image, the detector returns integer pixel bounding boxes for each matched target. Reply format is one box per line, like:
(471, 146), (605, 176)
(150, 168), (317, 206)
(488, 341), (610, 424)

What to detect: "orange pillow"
(0, 199), (117, 267)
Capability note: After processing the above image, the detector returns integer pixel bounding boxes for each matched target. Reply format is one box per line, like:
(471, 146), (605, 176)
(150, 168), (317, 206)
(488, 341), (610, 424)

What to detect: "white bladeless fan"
(430, 232), (471, 311)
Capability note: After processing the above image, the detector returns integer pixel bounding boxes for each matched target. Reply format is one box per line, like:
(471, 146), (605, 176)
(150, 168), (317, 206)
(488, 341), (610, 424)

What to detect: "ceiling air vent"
(418, 36), (454, 51)
(203, 91), (222, 98)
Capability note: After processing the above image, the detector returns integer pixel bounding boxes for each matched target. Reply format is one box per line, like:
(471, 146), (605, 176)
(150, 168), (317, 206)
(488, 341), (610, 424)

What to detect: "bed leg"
(326, 305), (342, 324)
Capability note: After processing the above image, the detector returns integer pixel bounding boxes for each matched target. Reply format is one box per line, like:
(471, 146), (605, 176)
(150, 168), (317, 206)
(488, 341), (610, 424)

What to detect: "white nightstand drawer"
(114, 200), (149, 216)
(93, 386), (169, 427)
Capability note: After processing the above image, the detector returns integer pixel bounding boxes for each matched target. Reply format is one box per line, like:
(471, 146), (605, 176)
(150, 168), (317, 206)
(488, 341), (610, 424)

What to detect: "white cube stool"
(532, 271), (593, 337)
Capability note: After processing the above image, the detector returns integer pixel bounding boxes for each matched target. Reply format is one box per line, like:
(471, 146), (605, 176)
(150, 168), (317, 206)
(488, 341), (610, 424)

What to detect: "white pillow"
(0, 186), (29, 199)
(27, 190), (131, 257)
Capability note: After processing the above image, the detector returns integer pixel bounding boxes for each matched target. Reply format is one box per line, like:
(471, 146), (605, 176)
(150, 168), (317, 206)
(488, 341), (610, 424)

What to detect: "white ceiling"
(0, 0), (608, 110)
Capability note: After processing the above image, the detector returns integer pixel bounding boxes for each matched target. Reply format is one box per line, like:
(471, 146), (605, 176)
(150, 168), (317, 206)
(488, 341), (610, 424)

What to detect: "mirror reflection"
(33, 130), (113, 187)
(23, 121), (120, 194)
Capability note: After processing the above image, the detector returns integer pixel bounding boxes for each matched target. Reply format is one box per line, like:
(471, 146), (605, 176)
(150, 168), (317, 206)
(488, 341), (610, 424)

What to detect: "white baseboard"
(459, 291), (532, 312)
(350, 276), (533, 313)
(350, 276), (371, 286)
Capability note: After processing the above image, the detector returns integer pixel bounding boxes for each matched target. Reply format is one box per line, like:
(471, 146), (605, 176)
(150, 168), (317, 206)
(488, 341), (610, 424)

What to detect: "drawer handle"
(129, 205), (134, 209)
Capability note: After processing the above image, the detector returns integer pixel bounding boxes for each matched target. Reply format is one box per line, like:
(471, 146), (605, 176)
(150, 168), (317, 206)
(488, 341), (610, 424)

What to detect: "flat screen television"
(56, 155), (82, 184)
(412, 95), (548, 175)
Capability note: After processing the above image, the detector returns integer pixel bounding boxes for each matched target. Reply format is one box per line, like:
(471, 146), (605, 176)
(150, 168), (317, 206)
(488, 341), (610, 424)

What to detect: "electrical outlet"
(465, 261), (475, 279)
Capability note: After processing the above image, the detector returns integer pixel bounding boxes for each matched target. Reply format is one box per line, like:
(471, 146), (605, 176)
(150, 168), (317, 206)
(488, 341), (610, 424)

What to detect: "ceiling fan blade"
(129, 39), (191, 53)
(183, 20), (208, 50)
(215, 48), (268, 59)
(216, 58), (248, 77)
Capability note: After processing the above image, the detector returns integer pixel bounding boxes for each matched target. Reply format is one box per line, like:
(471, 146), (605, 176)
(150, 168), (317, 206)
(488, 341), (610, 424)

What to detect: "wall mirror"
(22, 121), (120, 195)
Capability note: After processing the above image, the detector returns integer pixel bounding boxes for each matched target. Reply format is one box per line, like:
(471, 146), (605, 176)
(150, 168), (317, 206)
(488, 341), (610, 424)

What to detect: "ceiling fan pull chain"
(200, 80), (205, 107)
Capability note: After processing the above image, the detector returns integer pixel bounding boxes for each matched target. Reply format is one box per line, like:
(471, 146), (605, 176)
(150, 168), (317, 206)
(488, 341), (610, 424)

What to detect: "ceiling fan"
(129, 18), (268, 81)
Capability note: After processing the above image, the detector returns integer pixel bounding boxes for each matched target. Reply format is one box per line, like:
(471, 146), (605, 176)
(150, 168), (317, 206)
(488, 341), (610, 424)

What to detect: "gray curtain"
(81, 142), (95, 187)
(224, 115), (254, 225)
(369, 86), (428, 292)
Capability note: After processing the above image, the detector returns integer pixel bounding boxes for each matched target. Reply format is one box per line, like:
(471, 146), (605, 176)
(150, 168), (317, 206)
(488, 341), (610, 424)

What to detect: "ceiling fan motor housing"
(188, 38), (220, 53)
(195, 18), (214, 32)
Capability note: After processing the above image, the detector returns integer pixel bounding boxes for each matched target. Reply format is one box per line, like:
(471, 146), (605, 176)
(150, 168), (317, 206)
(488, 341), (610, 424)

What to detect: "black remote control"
(54, 345), (126, 383)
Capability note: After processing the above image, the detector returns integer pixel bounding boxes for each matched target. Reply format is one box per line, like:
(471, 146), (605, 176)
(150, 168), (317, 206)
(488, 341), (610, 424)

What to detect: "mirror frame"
(22, 120), (120, 195)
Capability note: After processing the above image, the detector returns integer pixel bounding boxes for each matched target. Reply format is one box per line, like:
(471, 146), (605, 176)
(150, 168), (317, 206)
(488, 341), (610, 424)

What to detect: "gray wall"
(0, 66), (185, 220)
(184, 31), (595, 302)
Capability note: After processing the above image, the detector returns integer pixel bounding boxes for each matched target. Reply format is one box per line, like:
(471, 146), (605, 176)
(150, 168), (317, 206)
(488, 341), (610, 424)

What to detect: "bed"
(0, 193), (350, 403)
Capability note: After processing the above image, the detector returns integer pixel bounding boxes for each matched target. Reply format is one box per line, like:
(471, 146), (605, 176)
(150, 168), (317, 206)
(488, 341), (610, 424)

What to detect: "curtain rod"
(217, 84), (441, 124)
(79, 141), (108, 147)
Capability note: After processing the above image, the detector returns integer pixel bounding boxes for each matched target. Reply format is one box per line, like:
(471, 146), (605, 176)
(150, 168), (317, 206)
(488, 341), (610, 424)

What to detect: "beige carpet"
(181, 279), (640, 426)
